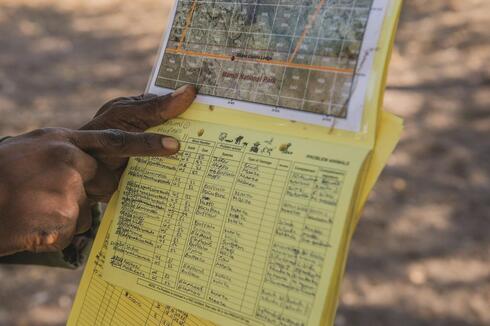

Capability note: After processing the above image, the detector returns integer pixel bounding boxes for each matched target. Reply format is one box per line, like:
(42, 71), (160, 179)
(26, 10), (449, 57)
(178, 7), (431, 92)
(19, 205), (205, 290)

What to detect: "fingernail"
(172, 84), (193, 97)
(162, 137), (180, 151)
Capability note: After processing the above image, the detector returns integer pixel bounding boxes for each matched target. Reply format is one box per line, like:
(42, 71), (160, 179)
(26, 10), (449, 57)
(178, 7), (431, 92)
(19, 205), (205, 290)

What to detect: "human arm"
(0, 85), (196, 259)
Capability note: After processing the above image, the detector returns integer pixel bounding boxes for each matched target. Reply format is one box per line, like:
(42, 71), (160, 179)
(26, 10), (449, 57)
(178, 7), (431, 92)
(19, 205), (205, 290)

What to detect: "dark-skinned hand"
(0, 85), (197, 256)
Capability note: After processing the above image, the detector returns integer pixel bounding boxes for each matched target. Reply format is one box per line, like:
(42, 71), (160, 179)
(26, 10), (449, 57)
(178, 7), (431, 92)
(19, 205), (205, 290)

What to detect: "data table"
(109, 131), (346, 325)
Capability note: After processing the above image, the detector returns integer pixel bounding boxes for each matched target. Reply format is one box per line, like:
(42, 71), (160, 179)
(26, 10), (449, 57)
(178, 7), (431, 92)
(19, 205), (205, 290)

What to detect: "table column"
(240, 159), (292, 317)
(110, 155), (178, 279)
(145, 147), (193, 284)
(256, 163), (320, 325)
(164, 140), (212, 288)
(176, 141), (237, 299)
(206, 153), (278, 313)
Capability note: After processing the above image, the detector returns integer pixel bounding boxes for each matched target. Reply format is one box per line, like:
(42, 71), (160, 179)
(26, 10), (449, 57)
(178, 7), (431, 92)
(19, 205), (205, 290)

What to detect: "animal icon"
(279, 143), (293, 154)
(261, 146), (273, 156)
(235, 136), (244, 145)
(219, 132), (228, 142)
(250, 142), (261, 153)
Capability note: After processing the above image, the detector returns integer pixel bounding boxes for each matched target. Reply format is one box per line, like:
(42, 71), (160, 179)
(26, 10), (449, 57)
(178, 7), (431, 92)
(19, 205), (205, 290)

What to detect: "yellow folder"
(68, 112), (403, 326)
(68, 1), (404, 325)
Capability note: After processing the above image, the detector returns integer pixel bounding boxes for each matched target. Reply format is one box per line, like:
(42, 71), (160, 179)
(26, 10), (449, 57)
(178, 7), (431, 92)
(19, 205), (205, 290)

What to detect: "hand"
(81, 84), (197, 202)
(0, 85), (197, 256)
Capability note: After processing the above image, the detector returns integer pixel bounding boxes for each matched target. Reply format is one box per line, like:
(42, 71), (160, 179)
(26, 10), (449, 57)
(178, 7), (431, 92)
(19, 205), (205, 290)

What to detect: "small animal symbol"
(219, 132), (228, 142)
(279, 143), (293, 154)
(235, 136), (244, 145)
(261, 146), (273, 156)
(250, 142), (261, 153)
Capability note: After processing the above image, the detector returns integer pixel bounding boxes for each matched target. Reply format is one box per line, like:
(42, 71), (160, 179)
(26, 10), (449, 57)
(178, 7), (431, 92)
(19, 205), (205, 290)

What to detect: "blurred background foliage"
(0, 0), (488, 325)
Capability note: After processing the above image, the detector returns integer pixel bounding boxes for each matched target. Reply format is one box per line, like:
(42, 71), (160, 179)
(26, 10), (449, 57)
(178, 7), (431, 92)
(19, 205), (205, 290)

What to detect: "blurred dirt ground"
(0, 0), (489, 325)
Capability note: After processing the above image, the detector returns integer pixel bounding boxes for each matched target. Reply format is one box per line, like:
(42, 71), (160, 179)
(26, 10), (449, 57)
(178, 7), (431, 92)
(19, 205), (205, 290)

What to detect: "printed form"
(102, 119), (366, 326)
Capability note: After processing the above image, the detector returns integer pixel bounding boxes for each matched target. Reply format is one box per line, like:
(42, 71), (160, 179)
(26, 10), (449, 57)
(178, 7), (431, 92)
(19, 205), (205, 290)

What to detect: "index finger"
(69, 129), (180, 158)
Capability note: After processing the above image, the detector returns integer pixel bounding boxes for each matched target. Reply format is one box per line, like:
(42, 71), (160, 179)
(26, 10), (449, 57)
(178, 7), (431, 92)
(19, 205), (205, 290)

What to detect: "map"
(155, 0), (375, 118)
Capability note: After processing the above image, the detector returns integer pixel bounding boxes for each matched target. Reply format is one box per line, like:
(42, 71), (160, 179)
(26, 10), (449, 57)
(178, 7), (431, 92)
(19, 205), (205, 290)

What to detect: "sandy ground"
(0, 0), (489, 325)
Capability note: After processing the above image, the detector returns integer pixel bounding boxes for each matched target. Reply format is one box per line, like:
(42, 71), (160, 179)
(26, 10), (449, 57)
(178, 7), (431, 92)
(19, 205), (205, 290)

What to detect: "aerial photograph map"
(156, 0), (374, 118)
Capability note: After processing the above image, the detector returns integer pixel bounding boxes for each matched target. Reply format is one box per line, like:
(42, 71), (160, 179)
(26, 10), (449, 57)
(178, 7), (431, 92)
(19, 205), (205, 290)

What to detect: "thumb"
(138, 84), (197, 122)
(69, 129), (180, 157)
